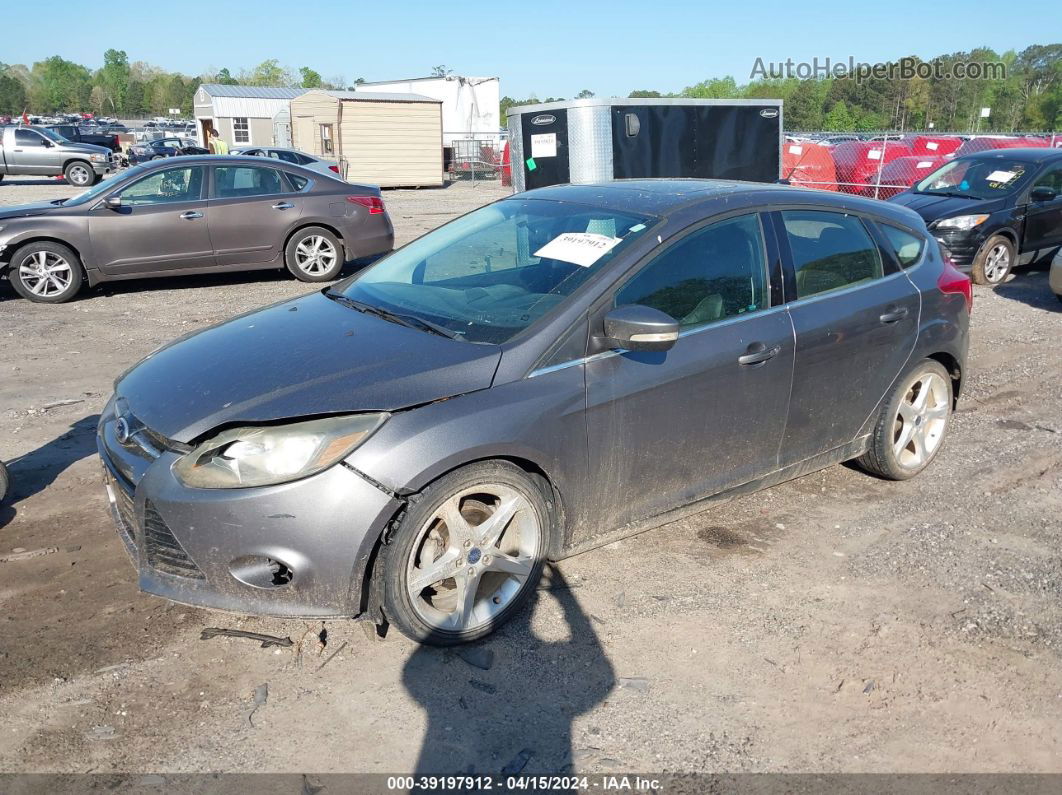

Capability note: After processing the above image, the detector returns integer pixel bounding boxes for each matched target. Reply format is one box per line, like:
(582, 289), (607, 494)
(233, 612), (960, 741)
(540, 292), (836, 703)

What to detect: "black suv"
(889, 148), (1062, 284)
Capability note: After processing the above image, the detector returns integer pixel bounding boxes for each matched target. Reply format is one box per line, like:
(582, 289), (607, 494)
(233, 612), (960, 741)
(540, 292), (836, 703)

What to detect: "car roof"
(958, 147), (1062, 163)
(517, 179), (927, 228)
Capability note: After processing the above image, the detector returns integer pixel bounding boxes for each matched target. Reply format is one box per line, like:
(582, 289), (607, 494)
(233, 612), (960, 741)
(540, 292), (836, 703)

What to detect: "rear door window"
(879, 224), (925, 268)
(781, 210), (884, 299)
(213, 166), (288, 198)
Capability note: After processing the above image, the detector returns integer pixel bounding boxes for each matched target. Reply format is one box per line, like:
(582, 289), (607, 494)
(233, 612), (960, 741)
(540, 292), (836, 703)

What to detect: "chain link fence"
(783, 130), (1061, 198)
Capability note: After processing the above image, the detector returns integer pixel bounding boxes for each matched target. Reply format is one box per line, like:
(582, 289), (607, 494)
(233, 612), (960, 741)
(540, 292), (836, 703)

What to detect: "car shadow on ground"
(402, 565), (615, 778)
(995, 266), (1060, 313)
(0, 414), (99, 529)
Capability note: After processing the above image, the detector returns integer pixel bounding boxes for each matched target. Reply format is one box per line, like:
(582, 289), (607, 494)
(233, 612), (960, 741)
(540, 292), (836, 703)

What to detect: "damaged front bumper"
(97, 400), (401, 618)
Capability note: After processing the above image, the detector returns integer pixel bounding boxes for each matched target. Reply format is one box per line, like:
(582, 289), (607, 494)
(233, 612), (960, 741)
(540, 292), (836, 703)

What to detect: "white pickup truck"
(0, 125), (115, 187)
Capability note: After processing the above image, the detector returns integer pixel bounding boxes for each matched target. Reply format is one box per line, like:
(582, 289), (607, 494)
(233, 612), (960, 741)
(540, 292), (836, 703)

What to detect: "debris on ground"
(247, 683), (268, 727)
(1, 547), (58, 563)
(501, 748), (533, 775)
(619, 677), (650, 692)
(316, 641), (347, 672)
(468, 679), (497, 694)
(456, 646), (494, 671)
(199, 628), (293, 648)
(85, 725), (117, 741)
(41, 398), (85, 411)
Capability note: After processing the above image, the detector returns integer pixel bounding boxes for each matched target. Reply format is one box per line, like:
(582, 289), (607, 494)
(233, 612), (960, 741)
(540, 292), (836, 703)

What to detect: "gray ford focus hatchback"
(98, 180), (971, 645)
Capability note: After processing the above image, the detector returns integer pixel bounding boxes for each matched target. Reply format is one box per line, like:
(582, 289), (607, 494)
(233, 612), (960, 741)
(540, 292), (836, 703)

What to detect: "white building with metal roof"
(193, 84), (308, 148)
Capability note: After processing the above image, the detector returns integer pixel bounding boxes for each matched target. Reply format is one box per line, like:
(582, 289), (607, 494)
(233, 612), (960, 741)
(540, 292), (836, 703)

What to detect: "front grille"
(143, 501), (204, 579)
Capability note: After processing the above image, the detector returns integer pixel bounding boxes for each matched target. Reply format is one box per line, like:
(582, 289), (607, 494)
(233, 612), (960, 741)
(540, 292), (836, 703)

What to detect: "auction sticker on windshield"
(535, 232), (622, 267)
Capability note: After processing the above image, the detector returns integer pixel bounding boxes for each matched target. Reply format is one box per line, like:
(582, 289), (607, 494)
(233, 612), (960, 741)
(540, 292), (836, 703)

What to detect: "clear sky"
(3, 0), (1058, 98)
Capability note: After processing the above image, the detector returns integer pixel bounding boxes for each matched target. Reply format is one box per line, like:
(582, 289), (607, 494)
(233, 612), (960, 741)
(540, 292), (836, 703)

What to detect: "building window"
(320, 124), (333, 155)
(233, 117), (250, 144)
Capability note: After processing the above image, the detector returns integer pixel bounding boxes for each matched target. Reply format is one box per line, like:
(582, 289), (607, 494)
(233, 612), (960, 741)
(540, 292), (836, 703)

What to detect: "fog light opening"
(229, 555), (295, 589)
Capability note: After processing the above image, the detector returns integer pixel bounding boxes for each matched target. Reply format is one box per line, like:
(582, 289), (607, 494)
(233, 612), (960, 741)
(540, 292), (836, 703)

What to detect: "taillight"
(347, 195), (385, 214)
(329, 165), (340, 173)
(937, 246), (972, 313)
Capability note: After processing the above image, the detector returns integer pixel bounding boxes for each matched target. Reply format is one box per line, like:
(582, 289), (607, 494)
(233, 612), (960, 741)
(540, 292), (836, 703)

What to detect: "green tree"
(97, 48), (130, 115)
(683, 76), (739, 99)
(241, 59), (294, 87)
(215, 67), (238, 85)
(823, 100), (854, 131)
(299, 66), (322, 89)
(628, 89), (662, 98)
(30, 56), (92, 112)
(0, 68), (27, 114)
(576, 89), (595, 98)
(431, 65), (452, 77)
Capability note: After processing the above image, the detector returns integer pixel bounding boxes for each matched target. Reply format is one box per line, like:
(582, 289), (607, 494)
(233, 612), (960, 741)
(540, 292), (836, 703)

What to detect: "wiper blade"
(919, 190), (982, 200)
(324, 291), (462, 340)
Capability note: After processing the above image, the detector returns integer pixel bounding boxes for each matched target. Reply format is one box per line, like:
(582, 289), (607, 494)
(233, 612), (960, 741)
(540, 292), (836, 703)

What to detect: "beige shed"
(289, 90), (444, 188)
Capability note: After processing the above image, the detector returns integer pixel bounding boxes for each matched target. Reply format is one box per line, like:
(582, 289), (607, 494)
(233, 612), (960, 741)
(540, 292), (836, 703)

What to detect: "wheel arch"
(926, 351), (962, 407)
(2, 236), (87, 275)
(352, 453), (568, 622)
(283, 222), (348, 262)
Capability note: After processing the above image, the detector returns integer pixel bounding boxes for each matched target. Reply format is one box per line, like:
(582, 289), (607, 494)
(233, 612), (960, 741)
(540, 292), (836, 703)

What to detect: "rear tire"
(285, 226), (344, 282)
(0, 461), (8, 505)
(9, 241), (84, 303)
(857, 359), (953, 480)
(970, 235), (1014, 285)
(63, 160), (96, 188)
(380, 461), (552, 645)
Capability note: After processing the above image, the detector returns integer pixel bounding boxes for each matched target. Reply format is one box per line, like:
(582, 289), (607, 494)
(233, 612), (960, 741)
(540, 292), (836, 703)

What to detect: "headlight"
(934, 214), (989, 231)
(173, 413), (387, 489)
(89, 153), (107, 162)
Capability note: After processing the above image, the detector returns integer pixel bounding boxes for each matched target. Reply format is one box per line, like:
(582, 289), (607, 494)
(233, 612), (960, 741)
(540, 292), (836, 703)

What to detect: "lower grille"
(104, 467), (138, 553)
(143, 501), (204, 579)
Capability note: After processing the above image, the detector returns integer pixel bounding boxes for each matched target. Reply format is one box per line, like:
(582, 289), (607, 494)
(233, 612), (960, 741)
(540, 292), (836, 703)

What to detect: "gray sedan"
(97, 180), (970, 645)
(231, 146), (342, 179)
(0, 155), (393, 302)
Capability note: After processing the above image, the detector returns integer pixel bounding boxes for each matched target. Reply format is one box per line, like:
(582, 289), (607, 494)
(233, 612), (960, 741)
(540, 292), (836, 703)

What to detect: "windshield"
(63, 164), (149, 207)
(39, 127), (67, 143)
(915, 157), (1035, 199)
(336, 198), (654, 344)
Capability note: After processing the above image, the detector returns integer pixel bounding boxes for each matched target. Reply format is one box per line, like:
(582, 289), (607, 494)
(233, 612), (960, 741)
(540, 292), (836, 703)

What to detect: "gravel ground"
(0, 174), (1060, 775)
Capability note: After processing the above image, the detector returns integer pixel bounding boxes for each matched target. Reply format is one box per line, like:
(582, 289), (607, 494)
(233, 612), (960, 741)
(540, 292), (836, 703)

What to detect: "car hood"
(116, 291), (502, 443)
(889, 191), (1006, 222)
(61, 142), (112, 155)
(0, 201), (62, 220)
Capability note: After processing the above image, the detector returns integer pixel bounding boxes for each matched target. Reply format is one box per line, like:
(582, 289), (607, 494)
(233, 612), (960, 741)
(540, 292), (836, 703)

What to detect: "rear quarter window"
(880, 224), (926, 269)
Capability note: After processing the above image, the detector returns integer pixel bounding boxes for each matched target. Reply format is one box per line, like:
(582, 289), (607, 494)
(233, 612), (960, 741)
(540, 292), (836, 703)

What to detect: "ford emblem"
(759, 108), (779, 119)
(115, 417), (132, 445)
(531, 114), (556, 126)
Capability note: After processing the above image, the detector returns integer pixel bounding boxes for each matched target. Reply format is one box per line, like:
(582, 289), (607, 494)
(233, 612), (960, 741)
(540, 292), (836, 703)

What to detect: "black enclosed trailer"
(507, 97), (783, 192)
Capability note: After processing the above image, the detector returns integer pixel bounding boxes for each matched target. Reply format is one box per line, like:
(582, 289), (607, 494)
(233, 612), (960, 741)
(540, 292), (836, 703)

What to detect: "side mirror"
(105, 196), (122, 209)
(42, 139), (53, 148)
(602, 305), (680, 353)
(1030, 186), (1057, 203)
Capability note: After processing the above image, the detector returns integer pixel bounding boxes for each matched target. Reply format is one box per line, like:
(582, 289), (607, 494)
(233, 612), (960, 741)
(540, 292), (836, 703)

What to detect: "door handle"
(879, 306), (909, 324)
(272, 202), (294, 210)
(738, 343), (781, 366)
(179, 210), (203, 220)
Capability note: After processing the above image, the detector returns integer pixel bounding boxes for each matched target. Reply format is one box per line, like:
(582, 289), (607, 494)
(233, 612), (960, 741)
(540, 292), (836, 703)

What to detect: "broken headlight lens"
(173, 413), (387, 489)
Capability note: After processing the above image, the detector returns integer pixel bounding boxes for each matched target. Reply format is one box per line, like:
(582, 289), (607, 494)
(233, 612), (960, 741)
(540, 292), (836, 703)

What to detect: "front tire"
(971, 234), (1014, 286)
(9, 242), (84, 303)
(63, 161), (96, 188)
(857, 359), (953, 480)
(380, 461), (552, 645)
(285, 226), (344, 282)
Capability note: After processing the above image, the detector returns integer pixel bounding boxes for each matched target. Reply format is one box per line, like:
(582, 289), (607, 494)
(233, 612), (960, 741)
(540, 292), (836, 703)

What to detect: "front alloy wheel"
(10, 242), (84, 303)
(971, 235), (1015, 285)
(381, 462), (550, 644)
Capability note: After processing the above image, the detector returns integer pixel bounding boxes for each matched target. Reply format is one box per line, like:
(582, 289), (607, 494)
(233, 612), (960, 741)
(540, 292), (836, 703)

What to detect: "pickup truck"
(0, 125), (114, 187)
(46, 124), (121, 152)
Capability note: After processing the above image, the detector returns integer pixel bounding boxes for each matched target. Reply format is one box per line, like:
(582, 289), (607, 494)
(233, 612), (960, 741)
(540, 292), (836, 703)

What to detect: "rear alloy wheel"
(857, 359), (952, 480)
(63, 161), (96, 187)
(381, 462), (551, 645)
(285, 226), (344, 282)
(971, 235), (1014, 286)
(9, 242), (84, 303)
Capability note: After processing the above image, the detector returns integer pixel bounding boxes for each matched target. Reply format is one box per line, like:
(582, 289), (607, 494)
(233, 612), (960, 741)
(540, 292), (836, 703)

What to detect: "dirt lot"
(0, 175), (1060, 776)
